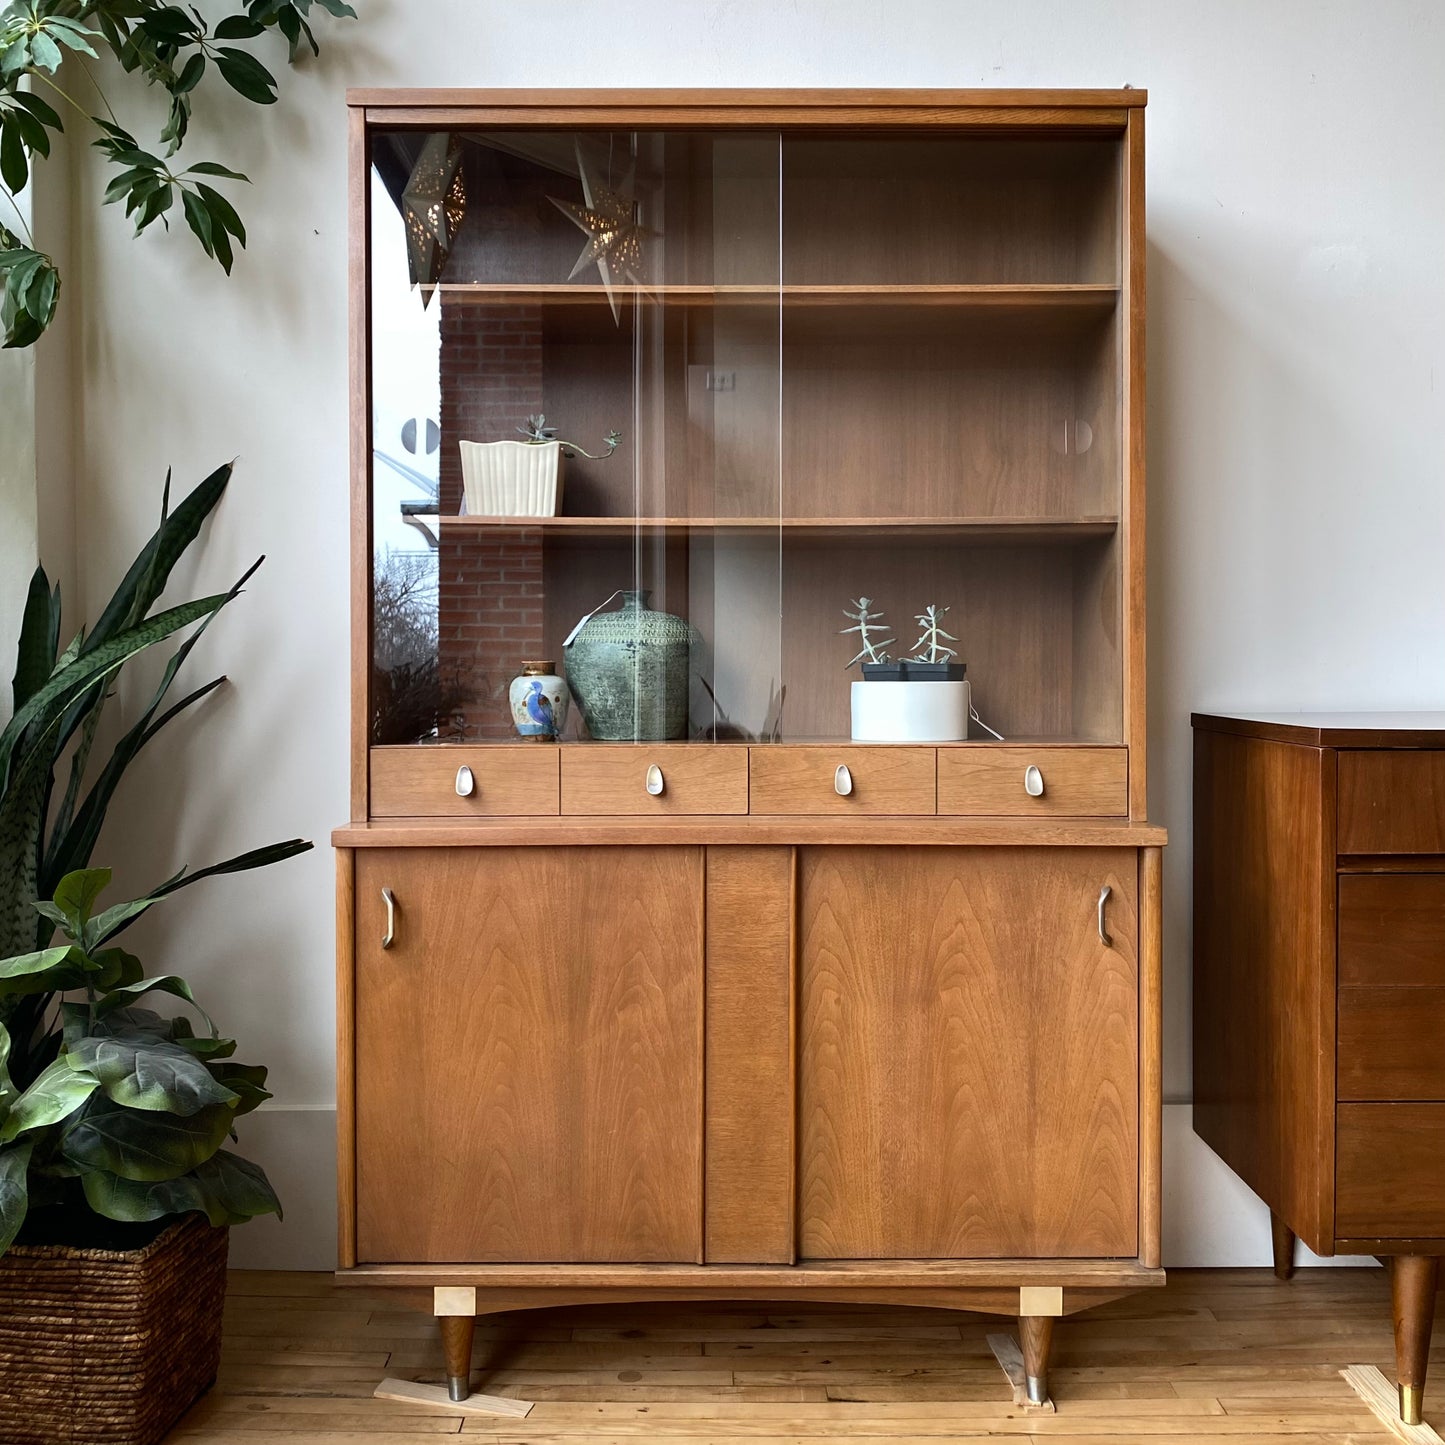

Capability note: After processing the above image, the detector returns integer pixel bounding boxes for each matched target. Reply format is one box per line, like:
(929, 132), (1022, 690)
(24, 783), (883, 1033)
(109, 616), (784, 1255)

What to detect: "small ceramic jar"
(509, 660), (570, 741)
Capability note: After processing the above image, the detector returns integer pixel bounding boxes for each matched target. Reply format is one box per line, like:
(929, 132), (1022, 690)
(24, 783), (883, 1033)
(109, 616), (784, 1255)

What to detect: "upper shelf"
(438, 282), (1119, 312)
(439, 515), (1118, 541)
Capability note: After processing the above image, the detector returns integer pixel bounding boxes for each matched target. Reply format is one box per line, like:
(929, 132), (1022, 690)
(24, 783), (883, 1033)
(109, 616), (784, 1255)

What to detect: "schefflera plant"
(0, 868), (280, 1255)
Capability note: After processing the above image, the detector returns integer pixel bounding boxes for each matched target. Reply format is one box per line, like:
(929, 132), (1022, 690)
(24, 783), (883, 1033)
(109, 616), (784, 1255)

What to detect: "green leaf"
(0, 1024), (15, 1118)
(184, 161), (248, 182)
(0, 120), (27, 194)
(81, 1148), (279, 1226)
(0, 945), (96, 998)
(94, 974), (214, 1037)
(11, 90), (62, 133)
(61, 1094), (235, 1180)
(174, 51), (204, 92)
(8, 106), (49, 159)
(1, 1059), (100, 1140)
(206, 1061), (269, 1115)
(86, 894), (160, 947)
(151, 838), (312, 902)
(91, 946), (144, 990)
(215, 47), (278, 104)
(213, 15), (265, 39)
(195, 1149), (281, 1220)
(10, 566), (58, 714)
(181, 186), (213, 256)
(66, 1035), (238, 1116)
(28, 31), (63, 73)
(51, 867), (112, 934)
(42, 17), (100, 58)
(196, 182), (246, 244)
(0, 1140), (33, 1255)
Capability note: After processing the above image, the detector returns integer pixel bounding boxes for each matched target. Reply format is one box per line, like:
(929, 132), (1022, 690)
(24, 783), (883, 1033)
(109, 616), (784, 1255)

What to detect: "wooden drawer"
(1338, 751), (1445, 853)
(370, 746), (558, 817)
(748, 746), (935, 815)
(1338, 989), (1445, 1100)
(937, 746), (1127, 817)
(1336, 1103), (1445, 1238)
(561, 745), (748, 815)
(1338, 875), (1445, 986)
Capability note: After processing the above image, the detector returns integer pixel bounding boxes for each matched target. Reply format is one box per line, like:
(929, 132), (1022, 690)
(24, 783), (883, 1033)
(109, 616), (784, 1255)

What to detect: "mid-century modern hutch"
(334, 88), (1163, 1410)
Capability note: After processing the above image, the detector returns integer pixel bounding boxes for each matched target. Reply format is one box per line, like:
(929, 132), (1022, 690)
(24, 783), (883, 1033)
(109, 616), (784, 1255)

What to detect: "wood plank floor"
(167, 1267), (1441, 1442)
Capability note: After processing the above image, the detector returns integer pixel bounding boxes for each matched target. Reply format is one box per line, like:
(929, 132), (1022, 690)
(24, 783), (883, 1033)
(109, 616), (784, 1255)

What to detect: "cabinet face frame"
(346, 90), (1149, 821)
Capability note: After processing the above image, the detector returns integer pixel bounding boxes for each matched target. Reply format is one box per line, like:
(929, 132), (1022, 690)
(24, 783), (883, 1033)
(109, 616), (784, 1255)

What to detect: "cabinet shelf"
(439, 282), (1119, 312)
(439, 514), (1119, 542)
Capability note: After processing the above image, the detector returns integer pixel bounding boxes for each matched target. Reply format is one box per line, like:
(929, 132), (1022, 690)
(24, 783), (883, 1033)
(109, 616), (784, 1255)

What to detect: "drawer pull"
(454, 765), (475, 797)
(1097, 884), (1112, 947)
(381, 888), (397, 950)
(1024, 764), (1045, 797)
(834, 764), (853, 797)
(645, 764), (665, 796)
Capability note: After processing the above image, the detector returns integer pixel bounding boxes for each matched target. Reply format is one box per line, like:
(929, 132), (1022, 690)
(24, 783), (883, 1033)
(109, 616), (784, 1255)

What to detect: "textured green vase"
(564, 590), (694, 741)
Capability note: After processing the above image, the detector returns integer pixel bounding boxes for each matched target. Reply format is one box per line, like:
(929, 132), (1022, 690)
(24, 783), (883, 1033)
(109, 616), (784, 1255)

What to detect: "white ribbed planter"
(459, 440), (563, 516)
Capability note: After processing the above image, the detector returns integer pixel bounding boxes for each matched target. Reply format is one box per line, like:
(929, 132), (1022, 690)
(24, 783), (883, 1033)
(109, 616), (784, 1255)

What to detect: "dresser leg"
(440, 1314), (476, 1403)
(1019, 1314), (1054, 1407)
(1270, 1210), (1296, 1281)
(1392, 1254), (1439, 1425)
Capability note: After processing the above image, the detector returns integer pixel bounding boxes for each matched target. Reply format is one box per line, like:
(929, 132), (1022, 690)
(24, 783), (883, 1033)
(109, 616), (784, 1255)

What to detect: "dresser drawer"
(370, 746), (558, 817)
(1338, 875), (1445, 986)
(1339, 751), (1445, 853)
(748, 746), (935, 815)
(561, 745), (748, 815)
(937, 746), (1127, 817)
(1338, 989), (1445, 1100)
(1337, 1104), (1445, 1238)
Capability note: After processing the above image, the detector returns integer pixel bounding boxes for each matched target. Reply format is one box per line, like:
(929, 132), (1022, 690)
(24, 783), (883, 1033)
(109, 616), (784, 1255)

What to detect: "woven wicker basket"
(0, 1213), (229, 1445)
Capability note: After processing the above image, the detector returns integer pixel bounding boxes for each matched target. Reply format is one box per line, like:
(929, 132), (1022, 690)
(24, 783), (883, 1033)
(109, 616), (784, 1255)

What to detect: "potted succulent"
(843, 597), (970, 742)
(459, 414), (621, 518)
(0, 870), (279, 1445)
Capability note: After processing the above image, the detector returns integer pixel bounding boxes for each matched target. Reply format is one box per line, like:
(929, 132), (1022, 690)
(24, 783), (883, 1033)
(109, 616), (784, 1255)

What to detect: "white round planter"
(459, 439), (563, 516)
(850, 679), (970, 743)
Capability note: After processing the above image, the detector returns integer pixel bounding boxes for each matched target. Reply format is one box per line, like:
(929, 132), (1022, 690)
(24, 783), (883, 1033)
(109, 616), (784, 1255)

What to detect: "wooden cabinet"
(338, 88), (1162, 1414)
(798, 847), (1139, 1259)
(353, 847), (704, 1263)
(1193, 712), (1445, 1427)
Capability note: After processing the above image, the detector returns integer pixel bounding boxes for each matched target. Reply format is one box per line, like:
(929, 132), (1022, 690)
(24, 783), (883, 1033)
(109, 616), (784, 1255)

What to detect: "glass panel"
(368, 129), (783, 746)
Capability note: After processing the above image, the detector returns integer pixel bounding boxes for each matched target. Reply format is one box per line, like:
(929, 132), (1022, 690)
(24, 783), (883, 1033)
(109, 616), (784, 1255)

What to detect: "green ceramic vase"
(564, 590), (694, 741)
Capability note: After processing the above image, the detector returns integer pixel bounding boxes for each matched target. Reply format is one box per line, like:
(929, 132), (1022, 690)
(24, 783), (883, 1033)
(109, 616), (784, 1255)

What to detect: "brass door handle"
(1097, 884), (1112, 947)
(381, 888), (396, 950)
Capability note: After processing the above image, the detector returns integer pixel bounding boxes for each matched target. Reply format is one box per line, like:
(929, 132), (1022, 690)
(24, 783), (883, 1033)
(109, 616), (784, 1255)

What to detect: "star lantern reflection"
(403, 133), (467, 298)
(549, 142), (651, 323)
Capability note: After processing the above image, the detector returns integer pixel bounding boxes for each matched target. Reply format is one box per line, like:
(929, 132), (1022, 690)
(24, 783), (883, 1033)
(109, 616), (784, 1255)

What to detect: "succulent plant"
(516, 415), (621, 461)
(841, 597), (895, 669)
(909, 604), (958, 665)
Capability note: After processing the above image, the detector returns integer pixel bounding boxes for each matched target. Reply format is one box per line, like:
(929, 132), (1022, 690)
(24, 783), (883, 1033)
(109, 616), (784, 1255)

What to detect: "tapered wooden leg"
(1392, 1254), (1439, 1425)
(440, 1314), (476, 1403)
(1270, 1210), (1296, 1281)
(1019, 1314), (1054, 1407)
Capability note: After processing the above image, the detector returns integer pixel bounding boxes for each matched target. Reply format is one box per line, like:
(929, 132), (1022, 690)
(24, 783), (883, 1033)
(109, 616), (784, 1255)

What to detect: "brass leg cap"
(1400, 1382), (1423, 1427)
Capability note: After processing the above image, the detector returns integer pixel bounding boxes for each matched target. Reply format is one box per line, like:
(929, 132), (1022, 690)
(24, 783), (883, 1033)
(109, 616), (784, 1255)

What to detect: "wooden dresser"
(337, 88), (1164, 1413)
(1193, 711), (1445, 1426)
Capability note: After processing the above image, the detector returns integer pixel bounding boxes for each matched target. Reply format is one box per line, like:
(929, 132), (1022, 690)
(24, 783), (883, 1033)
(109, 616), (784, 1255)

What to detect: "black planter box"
(900, 660), (967, 682)
(860, 661), (906, 681)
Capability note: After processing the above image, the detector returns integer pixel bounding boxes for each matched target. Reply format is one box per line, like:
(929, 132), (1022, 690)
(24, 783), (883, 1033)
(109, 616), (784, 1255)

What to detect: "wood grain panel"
(798, 846), (1138, 1258)
(936, 745), (1126, 816)
(335, 847), (356, 1269)
(354, 847), (703, 1263)
(348, 105), (371, 821)
(561, 745), (748, 815)
(1338, 989), (1445, 1100)
(1337, 1104), (1445, 1239)
(1139, 845), (1163, 1269)
(1338, 751), (1445, 854)
(1122, 106), (1147, 820)
(1339, 874), (1445, 986)
(1191, 730), (1336, 1253)
(704, 847), (795, 1263)
(370, 746), (559, 818)
(749, 747), (935, 815)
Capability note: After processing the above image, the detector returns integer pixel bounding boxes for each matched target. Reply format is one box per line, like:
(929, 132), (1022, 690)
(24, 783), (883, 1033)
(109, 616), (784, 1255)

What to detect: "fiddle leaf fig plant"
(0, 0), (357, 346)
(0, 868), (281, 1256)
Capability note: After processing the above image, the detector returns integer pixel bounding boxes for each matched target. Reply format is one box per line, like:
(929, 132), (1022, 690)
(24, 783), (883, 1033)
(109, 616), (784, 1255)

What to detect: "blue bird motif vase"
(508, 660), (570, 741)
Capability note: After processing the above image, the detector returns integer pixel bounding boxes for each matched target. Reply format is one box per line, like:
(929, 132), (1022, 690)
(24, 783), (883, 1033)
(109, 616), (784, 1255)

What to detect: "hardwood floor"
(170, 1266), (1437, 1441)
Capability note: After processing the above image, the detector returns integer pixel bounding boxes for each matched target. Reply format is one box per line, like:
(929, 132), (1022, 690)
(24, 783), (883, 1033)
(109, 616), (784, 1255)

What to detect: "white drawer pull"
(834, 764), (853, 797)
(1024, 764), (1044, 798)
(455, 765), (475, 797)
(645, 764), (665, 796)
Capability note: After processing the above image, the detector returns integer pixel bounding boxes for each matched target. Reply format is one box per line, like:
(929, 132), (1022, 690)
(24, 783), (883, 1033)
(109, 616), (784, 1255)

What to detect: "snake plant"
(0, 461), (310, 1088)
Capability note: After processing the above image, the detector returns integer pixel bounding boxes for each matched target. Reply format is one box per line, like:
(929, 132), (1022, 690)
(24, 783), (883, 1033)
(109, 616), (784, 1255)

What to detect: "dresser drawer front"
(937, 746), (1127, 817)
(1337, 1104), (1445, 1238)
(370, 747), (558, 817)
(1339, 875), (1445, 986)
(748, 747), (936, 815)
(1338, 989), (1445, 1100)
(562, 746), (748, 815)
(1339, 751), (1445, 853)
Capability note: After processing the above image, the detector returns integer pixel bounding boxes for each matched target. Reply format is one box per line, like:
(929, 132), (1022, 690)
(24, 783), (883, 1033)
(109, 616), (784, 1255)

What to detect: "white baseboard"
(226, 1102), (1370, 1271)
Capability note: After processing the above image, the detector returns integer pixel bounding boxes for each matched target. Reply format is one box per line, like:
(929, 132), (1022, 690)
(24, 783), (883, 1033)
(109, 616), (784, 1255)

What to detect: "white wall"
(28, 0), (1445, 1269)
